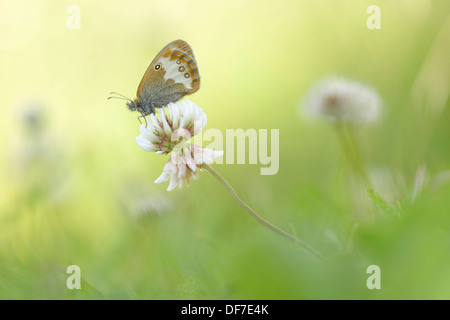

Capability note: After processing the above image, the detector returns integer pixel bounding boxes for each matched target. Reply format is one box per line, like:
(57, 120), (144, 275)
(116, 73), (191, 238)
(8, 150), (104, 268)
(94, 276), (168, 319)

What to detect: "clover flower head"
(136, 100), (207, 155)
(155, 144), (223, 191)
(136, 100), (222, 191)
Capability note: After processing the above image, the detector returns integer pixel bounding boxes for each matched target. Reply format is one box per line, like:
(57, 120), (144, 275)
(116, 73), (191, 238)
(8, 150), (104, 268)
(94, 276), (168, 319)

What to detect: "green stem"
(345, 222), (359, 253)
(201, 163), (326, 262)
(335, 122), (370, 187)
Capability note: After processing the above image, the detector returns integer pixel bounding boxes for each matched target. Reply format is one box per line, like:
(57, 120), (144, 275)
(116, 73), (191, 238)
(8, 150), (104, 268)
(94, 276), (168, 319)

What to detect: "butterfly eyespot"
(184, 73), (190, 78)
(176, 60), (181, 64)
(154, 64), (161, 70)
(179, 66), (185, 72)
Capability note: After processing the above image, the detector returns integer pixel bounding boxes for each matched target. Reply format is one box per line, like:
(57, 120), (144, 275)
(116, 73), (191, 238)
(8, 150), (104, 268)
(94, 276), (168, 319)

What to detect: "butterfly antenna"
(108, 92), (133, 102)
(108, 92), (147, 127)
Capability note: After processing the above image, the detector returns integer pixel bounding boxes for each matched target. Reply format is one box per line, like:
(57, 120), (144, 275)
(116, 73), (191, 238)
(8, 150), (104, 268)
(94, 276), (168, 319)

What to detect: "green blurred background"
(1, 0), (450, 299)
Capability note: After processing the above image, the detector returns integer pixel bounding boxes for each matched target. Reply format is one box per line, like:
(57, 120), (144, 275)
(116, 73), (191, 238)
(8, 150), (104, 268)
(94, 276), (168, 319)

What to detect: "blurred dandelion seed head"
(22, 107), (44, 134)
(302, 77), (382, 125)
(13, 99), (53, 171)
(17, 99), (46, 135)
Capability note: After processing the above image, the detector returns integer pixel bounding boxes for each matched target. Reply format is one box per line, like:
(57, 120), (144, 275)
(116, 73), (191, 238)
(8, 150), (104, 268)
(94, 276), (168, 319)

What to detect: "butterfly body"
(126, 39), (200, 116)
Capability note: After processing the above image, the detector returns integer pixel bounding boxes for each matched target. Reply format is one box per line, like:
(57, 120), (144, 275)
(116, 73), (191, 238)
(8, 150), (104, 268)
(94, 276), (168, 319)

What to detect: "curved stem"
(201, 163), (326, 262)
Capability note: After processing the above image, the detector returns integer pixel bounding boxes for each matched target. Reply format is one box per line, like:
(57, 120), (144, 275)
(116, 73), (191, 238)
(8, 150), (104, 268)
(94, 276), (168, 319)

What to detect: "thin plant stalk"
(201, 163), (327, 262)
(335, 122), (373, 244)
(334, 121), (371, 187)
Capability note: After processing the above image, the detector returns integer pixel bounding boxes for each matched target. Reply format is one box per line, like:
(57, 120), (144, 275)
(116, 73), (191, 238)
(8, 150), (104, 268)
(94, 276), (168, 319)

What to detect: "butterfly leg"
(138, 113), (148, 127)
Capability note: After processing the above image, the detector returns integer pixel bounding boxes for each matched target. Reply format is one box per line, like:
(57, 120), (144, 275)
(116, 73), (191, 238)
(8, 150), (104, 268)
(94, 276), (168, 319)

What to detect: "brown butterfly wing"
(136, 40), (200, 110)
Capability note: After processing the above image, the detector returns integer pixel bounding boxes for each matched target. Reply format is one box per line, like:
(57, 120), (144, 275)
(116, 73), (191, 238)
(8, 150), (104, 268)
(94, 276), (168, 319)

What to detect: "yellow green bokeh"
(1, 0), (450, 299)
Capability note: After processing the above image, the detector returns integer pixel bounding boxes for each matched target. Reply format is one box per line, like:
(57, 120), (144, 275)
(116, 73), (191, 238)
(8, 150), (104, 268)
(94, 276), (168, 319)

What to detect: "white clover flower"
(136, 100), (223, 191)
(136, 100), (207, 155)
(302, 77), (382, 124)
(155, 144), (223, 191)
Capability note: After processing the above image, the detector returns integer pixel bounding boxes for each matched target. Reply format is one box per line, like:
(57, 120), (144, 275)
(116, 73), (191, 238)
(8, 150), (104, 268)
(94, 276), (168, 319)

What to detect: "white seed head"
(302, 77), (382, 125)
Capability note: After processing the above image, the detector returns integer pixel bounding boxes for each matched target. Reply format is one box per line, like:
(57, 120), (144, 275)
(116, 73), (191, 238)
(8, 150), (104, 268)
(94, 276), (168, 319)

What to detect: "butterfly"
(109, 39), (200, 123)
